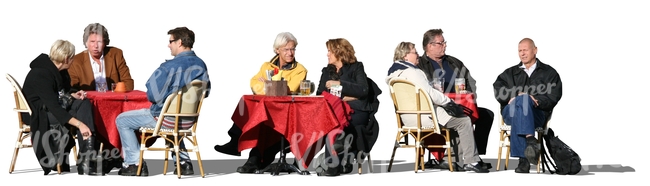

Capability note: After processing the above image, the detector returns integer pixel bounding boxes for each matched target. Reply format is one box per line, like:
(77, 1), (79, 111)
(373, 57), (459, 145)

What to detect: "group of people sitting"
(213, 29), (562, 176)
(20, 24), (562, 177)
(22, 23), (210, 176)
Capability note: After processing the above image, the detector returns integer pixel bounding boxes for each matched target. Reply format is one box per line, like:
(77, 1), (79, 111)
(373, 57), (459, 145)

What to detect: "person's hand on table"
(72, 90), (87, 100)
(325, 80), (340, 89)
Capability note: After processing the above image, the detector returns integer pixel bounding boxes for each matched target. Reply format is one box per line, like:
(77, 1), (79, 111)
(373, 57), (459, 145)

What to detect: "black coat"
(316, 62), (381, 153)
(22, 54), (76, 174)
(493, 59), (563, 120)
(417, 54), (478, 97)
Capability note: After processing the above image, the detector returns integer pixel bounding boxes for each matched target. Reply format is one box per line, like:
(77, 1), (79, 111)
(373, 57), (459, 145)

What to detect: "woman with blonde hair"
(22, 40), (98, 175)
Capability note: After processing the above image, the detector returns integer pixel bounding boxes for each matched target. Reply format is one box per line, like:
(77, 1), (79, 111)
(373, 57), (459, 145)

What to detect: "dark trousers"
(227, 123), (285, 167)
(474, 107), (494, 155)
(323, 110), (369, 168)
(69, 99), (96, 146)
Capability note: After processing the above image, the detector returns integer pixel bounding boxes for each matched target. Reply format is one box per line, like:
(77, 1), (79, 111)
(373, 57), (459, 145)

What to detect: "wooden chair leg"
(72, 145), (78, 164)
(505, 142), (511, 170)
(193, 136), (205, 178)
(496, 130), (505, 171)
(174, 136), (182, 179)
(446, 130), (453, 172)
(414, 147), (420, 173)
(9, 131), (23, 173)
(136, 133), (147, 176)
(163, 141), (170, 175)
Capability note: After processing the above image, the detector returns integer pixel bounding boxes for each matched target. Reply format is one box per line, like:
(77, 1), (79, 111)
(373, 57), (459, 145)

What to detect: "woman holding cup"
(315, 38), (374, 176)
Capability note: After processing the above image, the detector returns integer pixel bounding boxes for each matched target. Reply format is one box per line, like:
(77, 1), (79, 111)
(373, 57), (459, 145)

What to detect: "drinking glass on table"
(97, 82), (108, 93)
(455, 78), (466, 93)
(300, 80), (311, 95)
(430, 78), (444, 92)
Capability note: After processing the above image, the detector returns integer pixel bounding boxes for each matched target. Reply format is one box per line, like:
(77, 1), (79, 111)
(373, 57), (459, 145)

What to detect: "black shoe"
(236, 161), (259, 173)
(118, 162), (148, 176)
(435, 160), (465, 171)
(316, 165), (341, 176)
(463, 163), (490, 173)
(524, 137), (540, 165)
(214, 142), (241, 156)
(59, 163), (71, 172)
(478, 161), (493, 170)
(515, 158), (530, 173)
(173, 161), (194, 175)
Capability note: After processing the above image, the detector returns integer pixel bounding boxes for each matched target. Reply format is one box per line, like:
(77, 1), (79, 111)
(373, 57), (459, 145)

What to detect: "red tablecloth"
(86, 90), (151, 150)
(232, 95), (343, 168)
(429, 93), (479, 161)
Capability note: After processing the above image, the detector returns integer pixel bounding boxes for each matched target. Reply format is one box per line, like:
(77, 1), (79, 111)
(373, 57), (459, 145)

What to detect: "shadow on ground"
(9, 158), (635, 177)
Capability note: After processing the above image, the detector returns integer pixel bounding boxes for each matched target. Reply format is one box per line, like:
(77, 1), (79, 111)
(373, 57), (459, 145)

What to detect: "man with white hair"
(214, 32), (307, 173)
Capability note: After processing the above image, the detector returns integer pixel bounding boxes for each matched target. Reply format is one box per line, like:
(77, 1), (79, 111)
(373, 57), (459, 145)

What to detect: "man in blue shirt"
(416, 29), (494, 170)
(115, 27), (211, 176)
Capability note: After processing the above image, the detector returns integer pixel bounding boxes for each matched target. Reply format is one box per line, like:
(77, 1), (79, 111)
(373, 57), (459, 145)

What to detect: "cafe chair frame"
(136, 80), (207, 178)
(495, 115), (551, 173)
(387, 78), (453, 173)
(6, 73), (80, 174)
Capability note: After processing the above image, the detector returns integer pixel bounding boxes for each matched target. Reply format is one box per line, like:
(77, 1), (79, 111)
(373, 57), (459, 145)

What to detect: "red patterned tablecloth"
(232, 95), (344, 168)
(86, 90), (151, 150)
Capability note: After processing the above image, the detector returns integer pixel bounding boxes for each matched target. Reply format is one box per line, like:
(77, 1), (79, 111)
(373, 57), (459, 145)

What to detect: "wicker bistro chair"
(496, 115), (550, 173)
(387, 79), (454, 173)
(136, 80), (207, 178)
(6, 73), (82, 174)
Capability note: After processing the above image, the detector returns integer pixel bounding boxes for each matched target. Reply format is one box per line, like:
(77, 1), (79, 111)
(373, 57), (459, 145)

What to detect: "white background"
(0, 0), (646, 184)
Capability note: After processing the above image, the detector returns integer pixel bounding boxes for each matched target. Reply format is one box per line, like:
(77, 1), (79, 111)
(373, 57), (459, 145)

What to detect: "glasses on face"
(430, 41), (447, 46)
(169, 39), (179, 44)
(409, 51), (419, 55)
(281, 48), (296, 53)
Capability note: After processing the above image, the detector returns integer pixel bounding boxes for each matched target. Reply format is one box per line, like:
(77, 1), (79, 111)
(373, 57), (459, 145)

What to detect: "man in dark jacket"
(493, 38), (562, 173)
(416, 29), (494, 169)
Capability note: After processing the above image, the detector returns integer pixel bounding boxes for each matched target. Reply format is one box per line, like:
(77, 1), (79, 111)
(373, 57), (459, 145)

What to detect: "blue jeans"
(116, 109), (191, 165)
(502, 95), (545, 158)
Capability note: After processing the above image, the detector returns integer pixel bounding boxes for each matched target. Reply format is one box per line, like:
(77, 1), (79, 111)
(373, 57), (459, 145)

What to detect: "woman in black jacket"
(315, 38), (376, 176)
(22, 40), (97, 175)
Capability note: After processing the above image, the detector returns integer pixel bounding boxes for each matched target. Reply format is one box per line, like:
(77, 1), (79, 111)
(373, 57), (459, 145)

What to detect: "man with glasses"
(214, 32), (307, 173)
(417, 28), (494, 171)
(115, 27), (211, 176)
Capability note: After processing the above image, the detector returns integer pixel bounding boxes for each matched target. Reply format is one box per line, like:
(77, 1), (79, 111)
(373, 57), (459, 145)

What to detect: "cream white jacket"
(385, 61), (454, 128)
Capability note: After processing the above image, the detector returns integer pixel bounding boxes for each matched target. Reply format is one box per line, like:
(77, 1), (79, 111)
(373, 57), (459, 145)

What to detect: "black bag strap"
(540, 133), (557, 174)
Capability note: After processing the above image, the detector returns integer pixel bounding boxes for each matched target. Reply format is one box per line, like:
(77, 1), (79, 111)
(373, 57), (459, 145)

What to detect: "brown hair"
(168, 27), (195, 48)
(422, 28), (443, 52)
(326, 38), (357, 64)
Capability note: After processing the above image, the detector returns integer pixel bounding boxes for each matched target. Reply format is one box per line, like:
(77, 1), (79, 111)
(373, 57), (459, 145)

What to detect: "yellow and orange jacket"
(250, 55), (307, 95)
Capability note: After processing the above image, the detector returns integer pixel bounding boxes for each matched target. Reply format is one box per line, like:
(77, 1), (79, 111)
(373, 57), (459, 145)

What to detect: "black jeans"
(322, 110), (369, 170)
(69, 99), (97, 146)
(474, 107), (494, 155)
